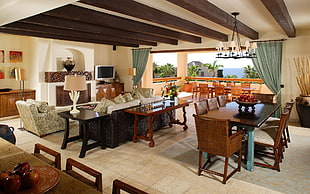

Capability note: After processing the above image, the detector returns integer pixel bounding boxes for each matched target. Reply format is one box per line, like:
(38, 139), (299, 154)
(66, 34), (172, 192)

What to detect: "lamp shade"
(15, 68), (25, 81)
(128, 68), (136, 76)
(64, 75), (87, 91)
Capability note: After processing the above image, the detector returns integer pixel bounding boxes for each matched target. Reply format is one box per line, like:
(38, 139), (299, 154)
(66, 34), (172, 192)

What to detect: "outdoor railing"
(153, 76), (263, 84)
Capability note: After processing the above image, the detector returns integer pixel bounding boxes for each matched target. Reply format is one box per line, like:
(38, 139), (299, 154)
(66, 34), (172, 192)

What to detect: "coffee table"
(124, 99), (192, 147)
(58, 108), (108, 158)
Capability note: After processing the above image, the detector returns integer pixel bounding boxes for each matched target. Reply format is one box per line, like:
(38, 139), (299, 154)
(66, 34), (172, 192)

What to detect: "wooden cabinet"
(56, 84), (91, 106)
(96, 83), (124, 101)
(0, 89), (36, 117)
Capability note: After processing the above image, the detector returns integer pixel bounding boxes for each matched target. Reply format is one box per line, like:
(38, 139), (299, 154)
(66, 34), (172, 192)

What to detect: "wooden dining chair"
(193, 115), (243, 184)
(33, 143), (61, 170)
(214, 85), (225, 97)
(198, 84), (210, 100)
(194, 100), (208, 115)
(206, 97), (219, 111)
(252, 109), (290, 171)
(112, 179), (147, 194)
(217, 95), (227, 107)
(241, 82), (251, 88)
(63, 158), (103, 192)
(192, 82), (200, 99)
(226, 81), (235, 87)
(230, 86), (242, 101)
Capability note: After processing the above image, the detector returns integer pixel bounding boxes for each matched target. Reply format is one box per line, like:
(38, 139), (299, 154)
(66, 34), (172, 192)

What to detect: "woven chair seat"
(254, 127), (277, 145)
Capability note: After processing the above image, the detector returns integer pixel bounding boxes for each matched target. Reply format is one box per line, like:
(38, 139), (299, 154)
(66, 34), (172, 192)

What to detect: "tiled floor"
(2, 103), (306, 194)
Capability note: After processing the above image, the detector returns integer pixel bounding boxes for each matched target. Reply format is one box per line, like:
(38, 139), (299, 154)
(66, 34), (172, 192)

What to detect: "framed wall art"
(9, 51), (22, 63)
(0, 50), (4, 63)
(9, 67), (16, 79)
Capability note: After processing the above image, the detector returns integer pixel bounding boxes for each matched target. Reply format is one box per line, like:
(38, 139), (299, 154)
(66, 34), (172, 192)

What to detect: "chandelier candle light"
(216, 12), (257, 59)
(64, 75), (87, 115)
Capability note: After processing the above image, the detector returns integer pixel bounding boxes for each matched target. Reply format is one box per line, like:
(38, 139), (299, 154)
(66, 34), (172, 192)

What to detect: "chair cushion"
(254, 126), (277, 145)
(114, 94), (126, 104)
(26, 99), (49, 113)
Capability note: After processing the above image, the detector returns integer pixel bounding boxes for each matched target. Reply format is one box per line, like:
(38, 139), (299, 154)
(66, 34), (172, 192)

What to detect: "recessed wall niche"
(56, 48), (85, 72)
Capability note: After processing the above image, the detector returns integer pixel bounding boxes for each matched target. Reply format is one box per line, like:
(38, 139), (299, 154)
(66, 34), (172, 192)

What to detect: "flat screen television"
(95, 65), (115, 81)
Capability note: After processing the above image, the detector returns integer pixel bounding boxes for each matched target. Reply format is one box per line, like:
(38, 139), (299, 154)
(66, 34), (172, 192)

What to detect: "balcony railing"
(153, 76), (263, 84)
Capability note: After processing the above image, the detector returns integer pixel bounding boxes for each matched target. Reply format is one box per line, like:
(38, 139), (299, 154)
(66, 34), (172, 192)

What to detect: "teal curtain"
(252, 41), (283, 116)
(132, 48), (151, 87)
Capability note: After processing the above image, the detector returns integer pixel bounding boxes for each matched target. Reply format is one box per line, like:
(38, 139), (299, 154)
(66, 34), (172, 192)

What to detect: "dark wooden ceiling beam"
(0, 27), (139, 47)
(4, 22), (157, 46)
(20, 15), (177, 45)
(44, 5), (201, 43)
(260, 0), (296, 37)
(79, 0), (228, 41)
(166, 0), (258, 40)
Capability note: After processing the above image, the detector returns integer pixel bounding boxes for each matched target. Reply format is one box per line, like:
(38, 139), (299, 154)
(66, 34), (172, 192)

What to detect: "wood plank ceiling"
(0, 0), (295, 48)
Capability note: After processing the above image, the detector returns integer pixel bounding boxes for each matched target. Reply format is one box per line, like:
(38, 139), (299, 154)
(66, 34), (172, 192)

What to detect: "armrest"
(229, 129), (243, 140)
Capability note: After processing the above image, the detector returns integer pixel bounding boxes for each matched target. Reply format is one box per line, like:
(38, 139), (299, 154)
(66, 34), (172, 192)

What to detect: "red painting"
(9, 51), (22, 63)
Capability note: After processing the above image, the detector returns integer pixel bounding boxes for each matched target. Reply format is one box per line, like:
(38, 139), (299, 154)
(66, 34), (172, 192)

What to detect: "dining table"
(203, 101), (281, 171)
(0, 138), (101, 194)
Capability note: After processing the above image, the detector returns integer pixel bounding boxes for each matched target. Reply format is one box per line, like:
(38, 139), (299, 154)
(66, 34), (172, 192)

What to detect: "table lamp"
(64, 75), (86, 115)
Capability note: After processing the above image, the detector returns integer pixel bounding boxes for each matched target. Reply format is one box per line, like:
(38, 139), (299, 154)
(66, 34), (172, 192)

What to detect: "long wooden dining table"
(0, 138), (101, 194)
(203, 101), (281, 171)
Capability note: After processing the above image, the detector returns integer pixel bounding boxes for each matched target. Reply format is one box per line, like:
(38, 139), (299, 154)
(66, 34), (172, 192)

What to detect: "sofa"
(16, 99), (65, 137)
(91, 88), (173, 148)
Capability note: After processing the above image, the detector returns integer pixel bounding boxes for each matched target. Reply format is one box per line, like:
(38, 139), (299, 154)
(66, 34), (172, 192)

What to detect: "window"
(153, 53), (177, 78)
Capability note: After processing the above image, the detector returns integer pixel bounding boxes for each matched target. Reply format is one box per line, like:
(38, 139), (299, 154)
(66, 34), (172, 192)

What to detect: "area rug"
(158, 133), (310, 193)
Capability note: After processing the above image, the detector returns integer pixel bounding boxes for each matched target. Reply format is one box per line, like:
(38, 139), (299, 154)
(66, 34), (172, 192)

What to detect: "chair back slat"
(274, 109), (290, 146)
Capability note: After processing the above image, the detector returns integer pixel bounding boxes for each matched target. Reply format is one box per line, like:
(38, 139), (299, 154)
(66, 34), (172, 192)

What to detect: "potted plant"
(295, 56), (310, 127)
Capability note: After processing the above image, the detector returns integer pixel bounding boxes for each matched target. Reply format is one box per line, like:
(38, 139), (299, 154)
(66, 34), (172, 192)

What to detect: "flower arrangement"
(162, 82), (181, 99)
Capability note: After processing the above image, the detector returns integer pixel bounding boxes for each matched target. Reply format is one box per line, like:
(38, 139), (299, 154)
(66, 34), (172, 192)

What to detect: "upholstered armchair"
(16, 100), (65, 137)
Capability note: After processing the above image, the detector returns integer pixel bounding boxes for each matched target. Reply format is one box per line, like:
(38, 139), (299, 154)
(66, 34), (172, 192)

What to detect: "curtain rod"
(250, 38), (287, 43)
(132, 47), (152, 50)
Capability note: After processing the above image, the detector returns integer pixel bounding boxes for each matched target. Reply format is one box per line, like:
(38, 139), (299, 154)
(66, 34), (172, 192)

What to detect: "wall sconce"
(64, 75), (86, 115)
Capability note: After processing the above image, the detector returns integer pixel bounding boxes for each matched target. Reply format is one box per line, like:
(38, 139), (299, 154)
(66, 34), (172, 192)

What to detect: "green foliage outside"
(158, 63), (177, 78)
(187, 65), (201, 77)
(203, 60), (224, 77)
(243, 65), (259, 78)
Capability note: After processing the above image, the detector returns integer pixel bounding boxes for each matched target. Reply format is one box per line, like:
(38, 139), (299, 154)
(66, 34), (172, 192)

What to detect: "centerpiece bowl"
(235, 99), (261, 113)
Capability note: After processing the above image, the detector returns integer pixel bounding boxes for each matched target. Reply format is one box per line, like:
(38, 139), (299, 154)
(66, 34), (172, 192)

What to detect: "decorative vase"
(295, 95), (310, 127)
(63, 57), (75, 72)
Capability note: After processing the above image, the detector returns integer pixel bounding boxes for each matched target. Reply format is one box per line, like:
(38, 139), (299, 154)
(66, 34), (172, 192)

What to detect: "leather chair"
(194, 100), (208, 115)
(206, 97), (219, 111)
(217, 95), (227, 107)
(112, 179), (147, 194)
(63, 158), (103, 192)
(33, 143), (61, 170)
(193, 115), (243, 184)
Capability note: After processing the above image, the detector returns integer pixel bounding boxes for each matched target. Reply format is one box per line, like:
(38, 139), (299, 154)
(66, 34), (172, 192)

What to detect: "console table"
(58, 109), (108, 158)
(124, 99), (192, 147)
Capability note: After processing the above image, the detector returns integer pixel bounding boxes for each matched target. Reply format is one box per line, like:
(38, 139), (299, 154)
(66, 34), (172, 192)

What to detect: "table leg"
(98, 119), (105, 149)
(246, 128), (255, 171)
(147, 116), (155, 147)
(132, 114), (139, 143)
(79, 122), (89, 158)
(167, 106), (188, 130)
(61, 118), (70, 149)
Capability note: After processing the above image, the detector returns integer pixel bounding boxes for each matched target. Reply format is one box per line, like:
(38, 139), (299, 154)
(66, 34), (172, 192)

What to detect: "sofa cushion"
(133, 88), (154, 98)
(123, 93), (134, 102)
(94, 98), (115, 113)
(26, 99), (49, 113)
(107, 99), (140, 114)
(114, 94), (126, 104)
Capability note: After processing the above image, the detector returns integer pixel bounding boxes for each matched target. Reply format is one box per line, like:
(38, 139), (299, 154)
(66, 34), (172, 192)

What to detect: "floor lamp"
(15, 68), (25, 130)
(64, 75), (87, 115)
(128, 68), (136, 91)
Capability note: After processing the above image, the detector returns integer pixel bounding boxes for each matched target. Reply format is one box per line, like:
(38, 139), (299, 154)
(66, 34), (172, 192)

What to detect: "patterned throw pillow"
(94, 98), (115, 113)
(26, 99), (49, 113)
(123, 93), (133, 102)
(114, 94), (126, 104)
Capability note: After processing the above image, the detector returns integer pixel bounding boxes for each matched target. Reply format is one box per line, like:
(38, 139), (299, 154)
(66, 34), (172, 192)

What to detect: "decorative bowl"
(235, 99), (261, 113)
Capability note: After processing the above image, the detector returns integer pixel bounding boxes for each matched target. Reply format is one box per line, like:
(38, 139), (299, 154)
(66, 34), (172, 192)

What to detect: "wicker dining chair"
(206, 97), (219, 111)
(193, 115), (243, 184)
(33, 143), (61, 170)
(194, 100), (208, 115)
(214, 85), (225, 97)
(230, 86), (243, 101)
(252, 109), (290, 171)
(253, 93), (277, 104)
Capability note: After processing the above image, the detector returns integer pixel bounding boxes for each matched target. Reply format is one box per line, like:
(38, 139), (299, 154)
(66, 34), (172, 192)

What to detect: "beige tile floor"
(2, 103), (301, 194)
